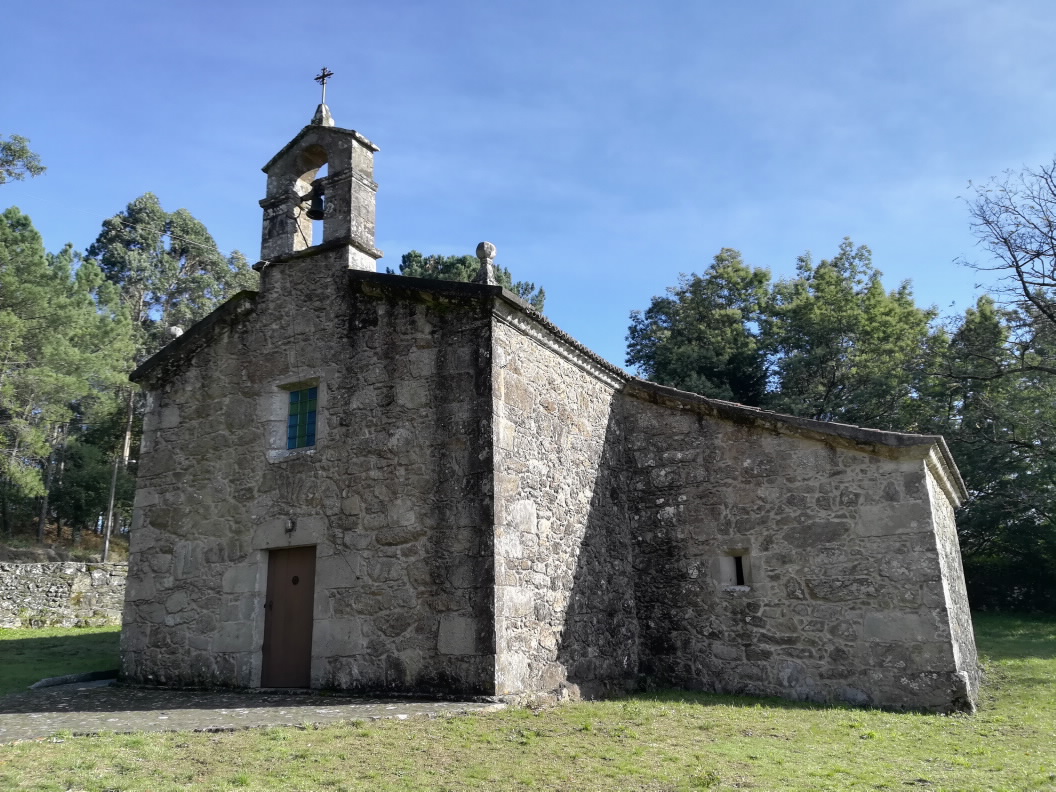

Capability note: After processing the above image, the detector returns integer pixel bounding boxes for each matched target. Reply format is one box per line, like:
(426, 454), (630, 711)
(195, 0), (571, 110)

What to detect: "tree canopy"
(0, 207), (133, 531)
(923, 296), (1056, 610)
(87, 193), (258, 358)
(1, 196), (258, 546)
(627, 249), (769, 404)
(0, 135), (45, 184)
(954, 157), (1056, 609)
(763, 240), (938, 430)
(627, 239), (938, 428)
(627, 238), (1056, 610)
(965, 159), (1056, 348)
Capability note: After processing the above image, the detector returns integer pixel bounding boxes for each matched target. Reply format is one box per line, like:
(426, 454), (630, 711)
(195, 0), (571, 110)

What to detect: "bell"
(306, 191), (325, 221)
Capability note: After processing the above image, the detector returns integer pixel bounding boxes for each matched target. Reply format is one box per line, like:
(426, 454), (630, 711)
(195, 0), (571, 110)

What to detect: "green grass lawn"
(0, 615), (1053, 791)
(0, 626), (120, 696)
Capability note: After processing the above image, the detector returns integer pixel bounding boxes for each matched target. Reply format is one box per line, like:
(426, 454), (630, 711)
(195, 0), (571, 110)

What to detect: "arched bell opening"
(308, 162), (328, 246)
(292, 144), (328, 250)
(259, 117), (380, 271)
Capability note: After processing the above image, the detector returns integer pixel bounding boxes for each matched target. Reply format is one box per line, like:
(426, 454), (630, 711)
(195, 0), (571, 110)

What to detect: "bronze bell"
(306, 190), (325, 221)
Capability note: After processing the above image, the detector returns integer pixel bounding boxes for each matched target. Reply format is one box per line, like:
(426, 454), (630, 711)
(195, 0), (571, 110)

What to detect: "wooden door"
(261, 545), (316, 687)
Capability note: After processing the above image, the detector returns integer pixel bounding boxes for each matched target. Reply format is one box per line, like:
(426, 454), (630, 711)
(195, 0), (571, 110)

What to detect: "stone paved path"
(0, 681), (503, 743)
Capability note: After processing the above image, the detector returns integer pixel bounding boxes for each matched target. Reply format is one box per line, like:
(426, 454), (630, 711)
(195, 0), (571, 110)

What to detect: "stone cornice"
(252, 236), (383, 271)
(261, 125), (379, 173)
(926, 444), (968, 508)
(130, 291), (258, 387)
(316, 168), (378, 193)
(491, 300), (627, 390)
(623, 378), (969, 501)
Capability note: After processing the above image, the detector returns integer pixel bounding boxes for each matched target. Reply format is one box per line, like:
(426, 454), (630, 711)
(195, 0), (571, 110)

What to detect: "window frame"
(286, 386), (318, 450)
(265, 377), (324, 463)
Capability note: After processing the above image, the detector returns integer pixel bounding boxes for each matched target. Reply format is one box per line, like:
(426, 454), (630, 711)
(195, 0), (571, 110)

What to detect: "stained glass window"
(286, 387), (317, 449)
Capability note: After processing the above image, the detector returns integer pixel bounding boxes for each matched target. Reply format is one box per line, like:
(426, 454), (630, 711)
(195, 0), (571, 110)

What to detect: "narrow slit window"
(287, 386), (318, 449)
(718, 551), (751, 588)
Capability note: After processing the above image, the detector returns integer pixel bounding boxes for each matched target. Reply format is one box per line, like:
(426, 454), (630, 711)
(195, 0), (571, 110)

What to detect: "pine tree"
(84, 194), (258, 557)
(0, 208), (133, 535)
(0, 135), (45, 184)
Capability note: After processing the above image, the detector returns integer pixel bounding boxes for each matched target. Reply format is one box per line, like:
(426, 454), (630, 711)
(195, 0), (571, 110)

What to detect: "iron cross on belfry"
(314, 67), (334, 104)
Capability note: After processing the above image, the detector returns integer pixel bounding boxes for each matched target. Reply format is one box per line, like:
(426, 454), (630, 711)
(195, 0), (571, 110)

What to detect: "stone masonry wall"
(123, 257), (977, 711)
(124, 258), (496, 695)
(491, 306), (637, 698)
(927, 465), (981, 702)
(624, 387), (976, 711)
(0, 562), (126, 627)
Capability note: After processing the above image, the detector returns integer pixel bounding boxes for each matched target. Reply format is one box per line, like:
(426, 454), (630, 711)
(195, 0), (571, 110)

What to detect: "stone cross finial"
(311, 67), (336, 127)
(474, 241), (498, 285)
(314, 67), (334, 103)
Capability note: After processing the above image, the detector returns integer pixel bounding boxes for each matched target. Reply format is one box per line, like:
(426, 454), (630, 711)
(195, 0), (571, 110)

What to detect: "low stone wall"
(0, 562), (127, 628)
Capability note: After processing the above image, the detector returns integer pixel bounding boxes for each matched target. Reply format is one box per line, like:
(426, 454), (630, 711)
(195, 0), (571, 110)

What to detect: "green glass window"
(287, 386), (317, 449)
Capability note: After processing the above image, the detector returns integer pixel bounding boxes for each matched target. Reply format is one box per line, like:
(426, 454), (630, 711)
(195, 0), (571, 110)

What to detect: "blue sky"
(4, 0), (1056, 367)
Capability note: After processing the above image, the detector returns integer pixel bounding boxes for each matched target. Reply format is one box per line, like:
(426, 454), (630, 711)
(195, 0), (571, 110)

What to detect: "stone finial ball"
(476, 241), (497, 262)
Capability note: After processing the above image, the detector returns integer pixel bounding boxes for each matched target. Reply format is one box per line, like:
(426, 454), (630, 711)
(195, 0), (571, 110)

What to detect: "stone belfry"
(258, 67), (381, 271)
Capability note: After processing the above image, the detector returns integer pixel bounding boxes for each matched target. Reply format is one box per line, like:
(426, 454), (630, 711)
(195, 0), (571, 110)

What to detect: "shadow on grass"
(0, 685), (921, 720)
(0, 628), (120, 697)
(1, 614), (1046, 719)
(605, 688), (951, 716)
(628, 689), (848, 711)
(0, 684), (464, 716)
(972, 613), (1056, 661)
(0, 630), (491, 717)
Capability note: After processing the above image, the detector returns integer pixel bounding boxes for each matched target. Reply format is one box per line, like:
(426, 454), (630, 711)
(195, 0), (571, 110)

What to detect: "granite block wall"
(124, 259), (496, 695)
(926, 466), (980, 702)
(0, 562), (126, 628)
(491, 305), (637, 698)
(123, 264), (978, 711)
(622, 384), (977, 711)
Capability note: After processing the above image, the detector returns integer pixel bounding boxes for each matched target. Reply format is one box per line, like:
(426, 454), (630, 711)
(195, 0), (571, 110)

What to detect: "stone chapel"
(120, 99), (980, 712)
